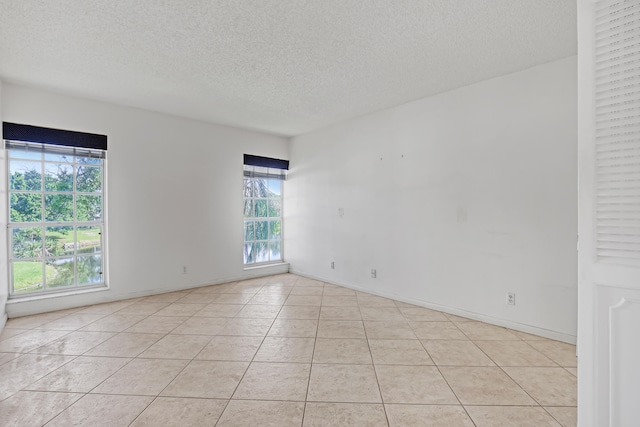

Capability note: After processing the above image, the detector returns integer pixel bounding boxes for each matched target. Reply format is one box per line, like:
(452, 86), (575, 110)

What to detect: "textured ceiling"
(0, 1), (576, 136)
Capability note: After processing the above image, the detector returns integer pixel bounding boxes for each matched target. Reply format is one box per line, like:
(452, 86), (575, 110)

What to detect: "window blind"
(244, 154), (289, 180)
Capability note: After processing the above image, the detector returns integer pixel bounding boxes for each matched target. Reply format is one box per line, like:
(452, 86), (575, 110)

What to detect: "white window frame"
(243, 165), (284, 266)
(6, 141), (108, 298)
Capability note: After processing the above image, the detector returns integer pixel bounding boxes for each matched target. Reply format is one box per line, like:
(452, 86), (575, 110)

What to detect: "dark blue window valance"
(3, 122), (107, 151)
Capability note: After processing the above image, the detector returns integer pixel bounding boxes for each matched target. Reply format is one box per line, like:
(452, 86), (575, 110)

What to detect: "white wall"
(286, 57), (578, 341)
(0, 80), (7, 328)
(2, 83), (289, 317)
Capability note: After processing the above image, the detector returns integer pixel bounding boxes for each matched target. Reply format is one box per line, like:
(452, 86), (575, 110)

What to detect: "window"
(243, 154), (289, 265)
(4, 122), (107, 297)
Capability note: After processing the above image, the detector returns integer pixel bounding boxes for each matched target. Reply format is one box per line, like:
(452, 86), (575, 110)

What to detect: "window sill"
(243, 262), (289, 272)
(7, 284), (109, 305)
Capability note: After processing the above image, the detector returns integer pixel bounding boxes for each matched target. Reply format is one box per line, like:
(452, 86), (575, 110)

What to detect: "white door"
(578, 1), (640, 426)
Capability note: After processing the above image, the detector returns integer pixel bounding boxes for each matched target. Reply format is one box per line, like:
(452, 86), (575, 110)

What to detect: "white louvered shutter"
(595, 0), (640, 265)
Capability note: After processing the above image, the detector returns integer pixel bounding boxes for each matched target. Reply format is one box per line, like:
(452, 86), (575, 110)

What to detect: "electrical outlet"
(506, 292), (515, 305)
(371, 269), (377, 278)
(331, 261), (335, 269)
(182, 265), (187, 274)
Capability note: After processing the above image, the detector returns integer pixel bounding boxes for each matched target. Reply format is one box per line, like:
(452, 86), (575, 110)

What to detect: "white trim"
(290, 269), (577, 345)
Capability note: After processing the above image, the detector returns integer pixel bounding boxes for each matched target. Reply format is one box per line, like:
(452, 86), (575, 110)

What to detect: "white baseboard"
(6, 263), (290, 318)
(290, 269), (577, 345)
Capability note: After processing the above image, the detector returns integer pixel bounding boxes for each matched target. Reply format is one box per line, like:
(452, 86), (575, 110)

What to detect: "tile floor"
(0, 274), (577, 426)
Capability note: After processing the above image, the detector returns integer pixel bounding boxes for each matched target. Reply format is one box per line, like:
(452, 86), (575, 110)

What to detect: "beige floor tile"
(139, 334), (212, 359)
(303, 402), (387, 427)
(503, 367), (577, 406)
(35, 314), (107, 331)
(0, 390), (82, 426)
(278, 305), (321, 320)
(290, 286), (324, 296)
(565, 367), (577, 377)
(527, 340), (577, 367)
(234, 362), (310, 401)
(285, 295), (323, 306)
(0, 354), (75, 400)
(79, 314), (147, 332)
(162, 360), (249, 398)
(141, 292), (191, 303)
(248, 294), (288, 305)
(0, 328), (29, 341)
(254, 337), (315, 363)
(196, 336), (263, 361)
(456, 322), (520, 340)
(322, 286), (356, 296)
(27, 356), (130, 392)
(440, 367), (536, 405)
(124, 315), (188, 334)
(190, 284), (234, 294)
(444, 313), (474, 322)
(5, 313), (69, 329)
(92, 358), (187, 395)
(385, 404), (474, 427)
(364, 321), (417, 339)
(411, 321), (468, 340)
(131, 397), (227, 426)
(322, 295), (359, 306)
(170, 317), (229, 335)
(393, 301), (420, 309)
(317, 320), (366, 338)
(212, 293), (254, 304)
(218, 318), (274, 336)
(313, 338), (372, 364)
(268, 318), (318, 337)
(194, 304), (244, 317)
(423, 340), (495, 366)
(296, 277), (324, 287)
(155, 303), (207, 317)
(217, 400), (304, 427)
(545, 406), (577, 427)
(256, 286), (293, 296)
(84, 332), (163, 357)
(46, 393), (153, 427)
(175, 293), (220, 304)
(320, 306), (362, 320)
(400, 307), (449, 322)
(307, 364), (381, 403)
(360, 306), (405, 321)
(30, 331), (115, 355)
(75, 301), (137, 315)
(474, 340), (557, 366)
(512, 330), (552, 341)
(267, 274), (298, 285)
(116, 302), (169, 315)
(465, 406), (562, 427)
(0, 352), (21, 366)
(368, 339), (433, 365)
(0, 329), (70, 353)
(375, 365), (458, 404)
(236, 304), (282, 319)
(357, 295), (397, 307)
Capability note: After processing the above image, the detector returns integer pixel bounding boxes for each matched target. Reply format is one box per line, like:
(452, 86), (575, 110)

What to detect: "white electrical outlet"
(506, 292), (516, 305)
(331, 261), (335, 269)
(182, 266), (187, 274)
(371, 269), (377, 278)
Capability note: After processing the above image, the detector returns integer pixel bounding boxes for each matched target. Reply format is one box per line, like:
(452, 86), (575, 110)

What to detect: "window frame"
(243, 165), (284, 266)
(5, 140), (108, 298)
